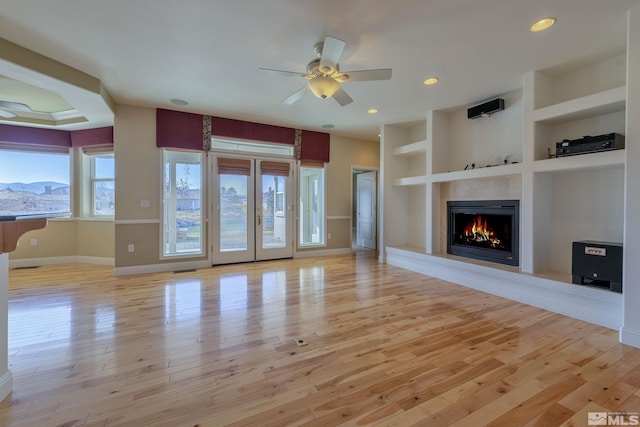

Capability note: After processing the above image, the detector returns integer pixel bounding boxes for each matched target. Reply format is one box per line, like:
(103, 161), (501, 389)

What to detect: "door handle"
(257, 214), (261, 226)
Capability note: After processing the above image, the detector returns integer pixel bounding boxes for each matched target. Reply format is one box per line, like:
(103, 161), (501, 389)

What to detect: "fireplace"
(447, 200), (519, 266)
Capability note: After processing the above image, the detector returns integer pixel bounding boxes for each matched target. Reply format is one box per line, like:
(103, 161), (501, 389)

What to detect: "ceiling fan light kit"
(308, 76), (340, 99)
(258, 36), (392, 106)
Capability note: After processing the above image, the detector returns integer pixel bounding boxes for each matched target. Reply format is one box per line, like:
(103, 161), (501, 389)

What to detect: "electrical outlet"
(30, 239), (37, 246)
(328, 233), (332, 240)
(128, 244), (135, 253)
(294, 338), (308, 347)
(140, 200), (150, 208)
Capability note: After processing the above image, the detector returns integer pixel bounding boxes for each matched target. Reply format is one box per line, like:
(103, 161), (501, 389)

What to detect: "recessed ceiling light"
(322, 124), (335, 129)
(170, 98), (189, 106)
(368, 108), (378, 114)
(423, 77), (439, 86)
(530, 17), (556, 32)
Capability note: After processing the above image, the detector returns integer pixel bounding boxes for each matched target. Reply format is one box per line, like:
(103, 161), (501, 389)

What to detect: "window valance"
(0, 124), (115, 154)
(156, 108), (330, 163)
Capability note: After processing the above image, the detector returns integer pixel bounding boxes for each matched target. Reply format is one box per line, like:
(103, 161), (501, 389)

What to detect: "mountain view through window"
(0, 151), (71, 217)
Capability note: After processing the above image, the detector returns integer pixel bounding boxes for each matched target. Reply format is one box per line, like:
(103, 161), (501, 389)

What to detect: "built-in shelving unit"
(392, 139), (427, 157)
(430, 162), (523, 183)
(531, 149), (625, 173)
(380, 122), (427, 254)
(380, 48), (631, 329)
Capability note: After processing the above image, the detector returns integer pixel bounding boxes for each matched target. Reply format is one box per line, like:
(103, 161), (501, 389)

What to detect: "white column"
(0, 253), (12, 401)
(621, 7), (640, 348)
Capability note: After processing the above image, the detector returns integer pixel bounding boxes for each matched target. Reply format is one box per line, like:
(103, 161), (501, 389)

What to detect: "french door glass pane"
(262, 174), (286, 249)
(220, 174), (249, 252)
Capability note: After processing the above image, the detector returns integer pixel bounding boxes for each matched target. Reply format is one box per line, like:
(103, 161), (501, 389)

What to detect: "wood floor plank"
(0, 254), (638, 426)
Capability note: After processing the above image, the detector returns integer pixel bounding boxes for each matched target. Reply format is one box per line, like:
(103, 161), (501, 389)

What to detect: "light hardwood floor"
(1, 253), (639, 426)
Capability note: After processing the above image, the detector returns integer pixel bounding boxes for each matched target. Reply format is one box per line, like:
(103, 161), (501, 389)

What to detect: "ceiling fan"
(258, 36), (392, 106)
(0, 100), (32, 118)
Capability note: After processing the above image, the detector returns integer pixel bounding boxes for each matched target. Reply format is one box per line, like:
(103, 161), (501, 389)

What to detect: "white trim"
(9, 256), (114, 269)
(114, 219), (160, 225)
(385, 247), (623, 330)
(294, 248), (352, 258)
(620, 327), (640, 349)
(77, 217), (114, 223)
(114, 259), (210, 277)
(0, 370), (12, 403)
(327, 216), (350, 220)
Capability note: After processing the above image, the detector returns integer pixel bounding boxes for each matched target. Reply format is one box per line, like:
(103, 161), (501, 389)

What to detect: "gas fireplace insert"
(447, 200), (520, 266)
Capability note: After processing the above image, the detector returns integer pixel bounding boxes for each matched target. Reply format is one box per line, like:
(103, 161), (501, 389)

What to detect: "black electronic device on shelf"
(572, 240), (623, 293)
(555, 133), (625, 157)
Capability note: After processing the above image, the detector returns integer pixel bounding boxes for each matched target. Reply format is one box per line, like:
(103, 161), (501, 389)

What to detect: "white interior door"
(356, 171), (377, 249)
(212, 156), (293, 264)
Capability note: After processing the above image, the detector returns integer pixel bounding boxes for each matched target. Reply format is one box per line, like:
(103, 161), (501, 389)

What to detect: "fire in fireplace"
(447, 200), (519, 266)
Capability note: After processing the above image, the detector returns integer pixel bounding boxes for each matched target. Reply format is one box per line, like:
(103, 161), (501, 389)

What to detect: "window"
(89, 154), (114, 216)
(0, 148), (71, 216)
(163, 150), (203, 256)
(212, 138), (294, 156)
(299, 165), (325, 246)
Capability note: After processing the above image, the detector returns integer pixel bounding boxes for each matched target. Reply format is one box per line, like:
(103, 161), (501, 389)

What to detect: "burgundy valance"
(211, 116), (295, 145)
(70, 126), (113, 147)
(299, 130), (330, 163)
(156, 108), (204, 150)
(156, 108), (330, 163)
(0, 123), (71, 147)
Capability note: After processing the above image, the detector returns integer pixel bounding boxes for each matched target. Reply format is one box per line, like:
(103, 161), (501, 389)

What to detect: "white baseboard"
(294, 248), (352, 259)
(0, 370), (12, 403)
(385, 247), (623, 330)
(9, 256), (114, 269)
(620, 327), (640, 349)
(114, 260), (211, 276)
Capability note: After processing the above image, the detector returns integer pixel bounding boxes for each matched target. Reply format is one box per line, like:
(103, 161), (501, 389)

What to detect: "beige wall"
(10, 219), (114, 260)
(12, 105), (380, 267)
(113, 110), (380, 263)
(300, 135), (380, 251)
(113, 104), (208, 267)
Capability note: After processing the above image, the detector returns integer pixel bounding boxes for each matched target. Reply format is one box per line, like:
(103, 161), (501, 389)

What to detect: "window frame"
(161, 149), (205, 259)
(298, 164), (326, 248)
(87, 153), (115, 218)
(0, 144), (73, 218)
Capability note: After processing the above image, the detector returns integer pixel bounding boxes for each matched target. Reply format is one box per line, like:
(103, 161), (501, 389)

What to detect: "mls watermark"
(588, 412), (640, 425)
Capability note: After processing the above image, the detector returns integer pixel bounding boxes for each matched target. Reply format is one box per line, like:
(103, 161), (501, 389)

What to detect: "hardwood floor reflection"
(1, 253), (640, 426)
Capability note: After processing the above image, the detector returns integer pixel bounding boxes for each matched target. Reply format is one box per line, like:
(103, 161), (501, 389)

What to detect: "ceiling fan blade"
(338, 69), (393, 82)
(282, 86), (309, 105)
(332, 87), (353, 106)
(319, 36), (346, 74)
(0, 100), (32, 111)
(258, 68), (307, 78)
(0, 109), (17, 118)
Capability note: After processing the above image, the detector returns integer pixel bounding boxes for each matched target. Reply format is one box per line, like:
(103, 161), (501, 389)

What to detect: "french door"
(211, 155), (293, 264)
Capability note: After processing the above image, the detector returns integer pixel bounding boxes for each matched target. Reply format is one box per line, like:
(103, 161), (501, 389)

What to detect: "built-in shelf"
(386, 245), (427, 255)
(392, 175), (428, 186)
(532, 149), (625, 173)
(533, 86), (626, 125)
(385, 246), (623, 329)
(430, 163), (523, 183)
(392, 140), (427, 157)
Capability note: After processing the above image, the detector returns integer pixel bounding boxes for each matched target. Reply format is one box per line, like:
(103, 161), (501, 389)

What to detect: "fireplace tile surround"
(439, 175), (522, 260)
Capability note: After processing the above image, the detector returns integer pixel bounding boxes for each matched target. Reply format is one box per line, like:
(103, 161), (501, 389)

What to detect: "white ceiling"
(1, 0), (639, 140)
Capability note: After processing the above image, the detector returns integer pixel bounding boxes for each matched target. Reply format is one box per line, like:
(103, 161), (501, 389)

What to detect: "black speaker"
(467, 98), (505, 119)
(572, 241), (623, 292)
